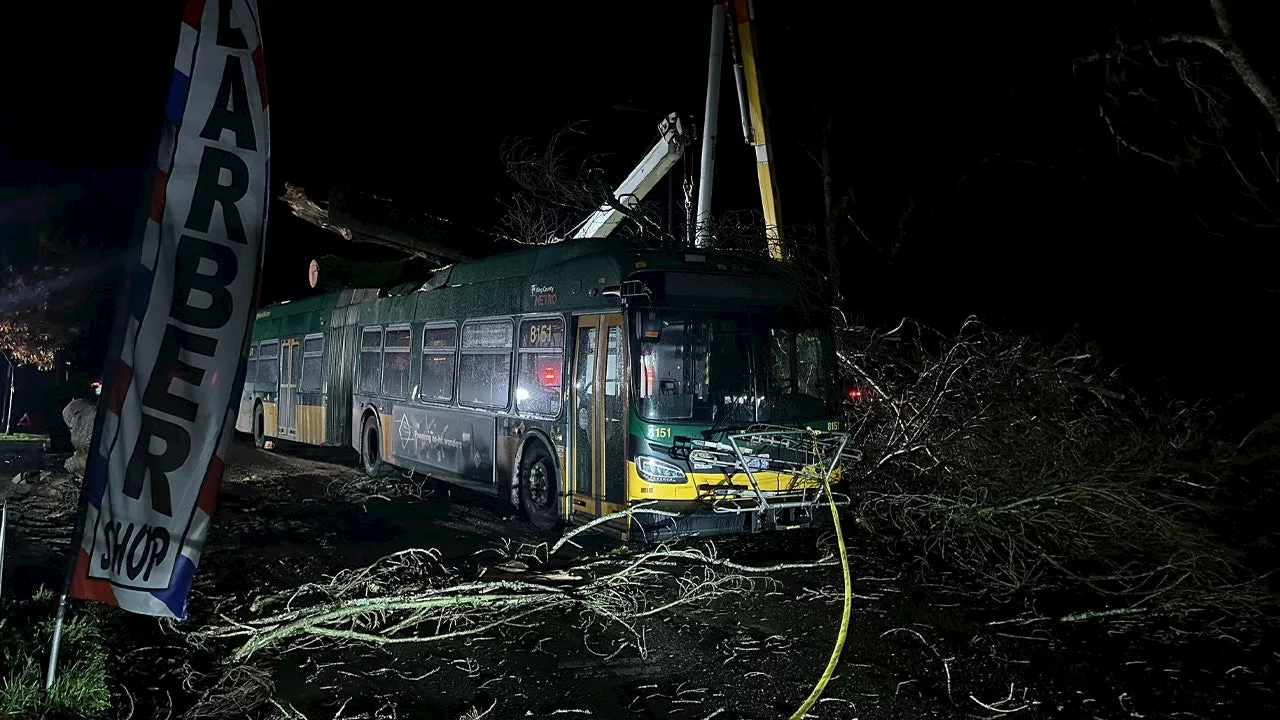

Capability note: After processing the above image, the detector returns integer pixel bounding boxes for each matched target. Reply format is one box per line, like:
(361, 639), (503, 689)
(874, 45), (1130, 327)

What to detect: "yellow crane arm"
(730, 0), (784, 259)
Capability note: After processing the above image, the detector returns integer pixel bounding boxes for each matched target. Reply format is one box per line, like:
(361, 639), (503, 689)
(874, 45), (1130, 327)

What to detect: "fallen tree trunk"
(281, 183), (471, 264)
(307, 255), (436, 293)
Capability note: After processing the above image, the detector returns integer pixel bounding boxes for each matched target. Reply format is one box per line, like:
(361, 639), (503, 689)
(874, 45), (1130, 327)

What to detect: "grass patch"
(0, 433), (45, 443)
(1, 587), (110, 719)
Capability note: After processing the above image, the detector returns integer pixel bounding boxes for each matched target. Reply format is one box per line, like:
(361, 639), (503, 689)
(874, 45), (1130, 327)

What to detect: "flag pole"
(45, 489), (89, 691)
(1, 500), (8, 600)
(44, 599), (66, 690)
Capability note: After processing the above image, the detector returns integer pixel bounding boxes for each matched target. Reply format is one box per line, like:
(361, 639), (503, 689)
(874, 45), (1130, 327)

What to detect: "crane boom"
(571, 113), (692, 240)
(730, 0), (784, 260)
(694, 2), (727, 247)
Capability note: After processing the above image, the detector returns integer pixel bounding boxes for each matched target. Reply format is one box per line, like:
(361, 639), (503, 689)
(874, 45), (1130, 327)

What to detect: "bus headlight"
(636, 455), (688, 484)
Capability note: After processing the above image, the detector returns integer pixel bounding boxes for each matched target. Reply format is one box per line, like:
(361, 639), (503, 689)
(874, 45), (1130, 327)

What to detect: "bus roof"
(253, 239), (807, 336)
(435, 237), (785, 288)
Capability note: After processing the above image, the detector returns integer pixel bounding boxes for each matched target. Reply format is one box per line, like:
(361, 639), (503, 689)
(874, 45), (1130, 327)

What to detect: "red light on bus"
(540, 366), (560, 387)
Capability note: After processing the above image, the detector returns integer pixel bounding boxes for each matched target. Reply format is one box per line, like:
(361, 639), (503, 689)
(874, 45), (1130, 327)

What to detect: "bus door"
(569, 313), (628, 530)
(278, 338), (300, 438)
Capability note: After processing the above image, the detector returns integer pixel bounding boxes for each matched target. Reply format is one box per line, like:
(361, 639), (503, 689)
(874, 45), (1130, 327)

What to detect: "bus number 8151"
(528, 323), (558, 347)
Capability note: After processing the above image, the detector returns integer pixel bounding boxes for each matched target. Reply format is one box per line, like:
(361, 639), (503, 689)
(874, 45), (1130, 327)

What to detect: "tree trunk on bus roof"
(308, 255), (437, 293)
(281, 183), (472, 264)
(327, 188), (470, 262)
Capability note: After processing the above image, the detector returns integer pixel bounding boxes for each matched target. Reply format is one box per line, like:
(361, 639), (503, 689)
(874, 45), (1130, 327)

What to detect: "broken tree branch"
(199, 539), (777, 663)
(1075, 0), (1280, 132)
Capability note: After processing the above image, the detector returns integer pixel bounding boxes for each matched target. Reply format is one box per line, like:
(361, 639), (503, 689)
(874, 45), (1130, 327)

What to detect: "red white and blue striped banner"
(71, 0), (269, 619)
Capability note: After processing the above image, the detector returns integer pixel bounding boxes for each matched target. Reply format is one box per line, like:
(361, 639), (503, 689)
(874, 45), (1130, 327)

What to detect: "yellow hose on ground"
(788, 472), (852, 720)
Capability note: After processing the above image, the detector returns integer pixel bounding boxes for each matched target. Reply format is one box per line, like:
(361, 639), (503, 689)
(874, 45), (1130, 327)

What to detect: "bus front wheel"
(519, 443), (560, 532)
(253, 403), (266, 449)
(361, 416), (388, 477)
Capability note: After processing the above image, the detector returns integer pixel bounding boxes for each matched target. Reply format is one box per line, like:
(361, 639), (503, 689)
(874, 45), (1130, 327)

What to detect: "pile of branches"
(194, 523), (829, 664)
(837, 317), (1270, 614)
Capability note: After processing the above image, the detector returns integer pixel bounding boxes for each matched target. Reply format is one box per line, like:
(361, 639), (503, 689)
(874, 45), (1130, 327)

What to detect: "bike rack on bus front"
(682, 427), (858, 518)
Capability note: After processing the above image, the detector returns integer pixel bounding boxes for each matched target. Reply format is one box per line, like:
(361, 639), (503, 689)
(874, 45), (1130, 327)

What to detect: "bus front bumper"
(625, 493), (848, 543)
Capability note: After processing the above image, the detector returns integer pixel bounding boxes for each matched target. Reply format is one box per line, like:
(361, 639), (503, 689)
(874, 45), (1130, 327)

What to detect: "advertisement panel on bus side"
(390, 405), (495, 486)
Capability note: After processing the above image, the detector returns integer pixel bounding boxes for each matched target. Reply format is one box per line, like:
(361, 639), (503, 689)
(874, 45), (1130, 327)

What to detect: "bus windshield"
(634, 309), (835, 424)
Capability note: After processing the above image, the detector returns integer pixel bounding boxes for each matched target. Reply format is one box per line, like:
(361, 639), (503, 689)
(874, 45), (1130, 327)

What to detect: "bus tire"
(361, 415), (388, 477)
(253, 402), (266, 449)
(519, 442), (560, 532)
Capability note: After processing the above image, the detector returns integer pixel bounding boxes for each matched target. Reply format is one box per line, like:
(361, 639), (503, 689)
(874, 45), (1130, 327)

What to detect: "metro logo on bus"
(531, 284), (557, 307)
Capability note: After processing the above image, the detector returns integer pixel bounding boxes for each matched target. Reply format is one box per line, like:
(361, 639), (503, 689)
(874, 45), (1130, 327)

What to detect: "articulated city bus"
(235, 238), (845, 539)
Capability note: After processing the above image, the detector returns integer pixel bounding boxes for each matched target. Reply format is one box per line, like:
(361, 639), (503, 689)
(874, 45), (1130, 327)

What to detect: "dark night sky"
(3, 1), (1278, 421)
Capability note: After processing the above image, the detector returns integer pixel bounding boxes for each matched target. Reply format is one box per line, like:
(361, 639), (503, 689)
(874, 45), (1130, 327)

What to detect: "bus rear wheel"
(253, 403), (266, 449)
(519, 443), (560, 532)
(361, 416), (387, 477)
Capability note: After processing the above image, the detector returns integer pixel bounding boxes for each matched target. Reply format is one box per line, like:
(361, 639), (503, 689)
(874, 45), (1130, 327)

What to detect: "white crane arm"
(571, 113), (691, 239)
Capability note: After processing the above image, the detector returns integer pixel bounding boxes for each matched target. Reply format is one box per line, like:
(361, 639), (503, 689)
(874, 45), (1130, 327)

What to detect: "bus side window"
(358, 328), (382, 394)
(516, 317), (565, 417)
(382, 326), (412, 398)
(246, 344), (258, 388)
(258, 339), (280, 389)
(459, 320), (513, 409)
(300, 334), (325, 392)
(421, 324), (457, 403)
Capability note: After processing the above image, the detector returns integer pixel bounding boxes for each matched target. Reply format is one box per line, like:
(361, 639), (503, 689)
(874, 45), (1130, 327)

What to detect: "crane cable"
(788, 448), (852, 720)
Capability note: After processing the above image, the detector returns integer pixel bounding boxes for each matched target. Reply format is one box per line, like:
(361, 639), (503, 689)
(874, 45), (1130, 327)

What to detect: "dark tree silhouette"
(0, 185), (112, 371)
(495, 121), (683, 246)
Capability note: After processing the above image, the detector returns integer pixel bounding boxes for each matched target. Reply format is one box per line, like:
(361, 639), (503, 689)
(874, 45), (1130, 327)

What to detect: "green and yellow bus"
(235, 238), (844, 539)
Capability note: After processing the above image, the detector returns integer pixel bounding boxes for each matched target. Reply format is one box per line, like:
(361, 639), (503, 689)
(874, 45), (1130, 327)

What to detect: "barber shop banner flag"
(70, 0), (269, 619)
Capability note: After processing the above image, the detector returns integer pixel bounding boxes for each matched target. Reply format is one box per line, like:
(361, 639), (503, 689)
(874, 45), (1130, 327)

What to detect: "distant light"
(847, 388), (863, 400)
